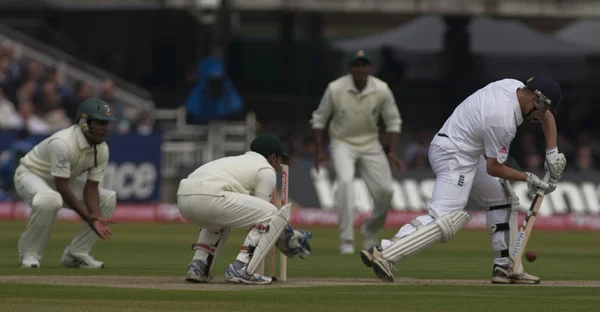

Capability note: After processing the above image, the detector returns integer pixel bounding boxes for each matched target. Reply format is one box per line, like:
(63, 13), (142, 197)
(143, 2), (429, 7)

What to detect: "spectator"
(573, 145), (597, 173)
(37, 81), (71, 131)
(24, 61), (44, 82)
(12, 101), (51, 135)
(68, 80), (94, 121)
(411, 152), (430, 170)
(44, 64), (72, 100)
(0, 41), (22, 82)
(0, 89), (20, 129)
(100, 79), (130, 133)
(16, 79), (37, 104)
(404, 130), (430, 167)
(0, 42), (22, 102)
(523, 153), (543, 172)
(184, 55), (244, 124)
(136, 112), (154, 135)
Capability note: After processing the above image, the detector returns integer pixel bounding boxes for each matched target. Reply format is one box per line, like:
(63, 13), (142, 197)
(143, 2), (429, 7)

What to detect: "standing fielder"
(361, 75), (567, 284)
(177, 134), (312, 285)
(15, 98), (116, 268)
(311, 50), (403, 255)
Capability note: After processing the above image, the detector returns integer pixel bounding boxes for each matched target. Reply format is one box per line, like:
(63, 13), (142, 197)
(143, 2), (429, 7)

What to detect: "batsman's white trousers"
(413, 135), (515, 266)
(177, 193), (278, 231)
(13, 165), (116, 260)
(330, 139), (394, 242)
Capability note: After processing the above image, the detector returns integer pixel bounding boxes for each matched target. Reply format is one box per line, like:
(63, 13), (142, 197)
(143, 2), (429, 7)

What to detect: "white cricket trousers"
(177, 192), (279, 264)
(406, 134), (514, 266)
(13, 165), (117, 260)
(330, 139), (394, 243)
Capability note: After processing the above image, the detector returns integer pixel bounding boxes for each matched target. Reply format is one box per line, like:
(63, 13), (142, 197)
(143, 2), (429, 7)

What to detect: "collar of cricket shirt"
(75, 125), (93, 150)
(346, 75), (377, 96)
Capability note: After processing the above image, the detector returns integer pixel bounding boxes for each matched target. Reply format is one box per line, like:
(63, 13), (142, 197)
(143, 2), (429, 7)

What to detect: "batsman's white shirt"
(18, 125), (109, 181)
(310, 74), (402, 147)
(437, 78), (525, 163)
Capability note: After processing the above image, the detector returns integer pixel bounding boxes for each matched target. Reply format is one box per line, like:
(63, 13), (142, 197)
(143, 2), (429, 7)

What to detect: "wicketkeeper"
(177, 134), (312, 285)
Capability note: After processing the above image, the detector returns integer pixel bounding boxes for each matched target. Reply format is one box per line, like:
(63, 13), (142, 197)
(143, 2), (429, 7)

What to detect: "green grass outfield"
(0, 220), (599, 311)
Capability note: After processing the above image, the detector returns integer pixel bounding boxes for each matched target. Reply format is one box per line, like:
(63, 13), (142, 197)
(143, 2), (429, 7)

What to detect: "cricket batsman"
(15, 98), (117, 269)
(311, 50), (403, 255)
(361, 75), (567, 284)
(177, 134), (312, 285)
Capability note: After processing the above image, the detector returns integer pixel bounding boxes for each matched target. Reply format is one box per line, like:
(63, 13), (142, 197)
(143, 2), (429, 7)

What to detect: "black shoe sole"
(372, 261), (394, 283)
(360, 250), (373, 268)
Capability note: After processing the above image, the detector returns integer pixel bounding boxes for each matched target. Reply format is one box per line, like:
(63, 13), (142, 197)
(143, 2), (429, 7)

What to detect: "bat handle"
(535, 171), (552, 195)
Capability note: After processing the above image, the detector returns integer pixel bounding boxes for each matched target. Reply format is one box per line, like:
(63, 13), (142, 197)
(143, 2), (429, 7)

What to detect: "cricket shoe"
(361, 246), (396, 282)
(225, 263), (273, 285)
(61, 250), (104, 269)
(185, 260), (210, 283)
(490, 265), (540, 284)
(360, 224), (378, 250)
(20, 255), (40, 268)
(340, 240), (355, 255)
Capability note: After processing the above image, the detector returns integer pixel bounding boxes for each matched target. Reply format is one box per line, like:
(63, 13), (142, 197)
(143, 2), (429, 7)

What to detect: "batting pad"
(246, 203), (292, 275)
(382, 210), (470, 263)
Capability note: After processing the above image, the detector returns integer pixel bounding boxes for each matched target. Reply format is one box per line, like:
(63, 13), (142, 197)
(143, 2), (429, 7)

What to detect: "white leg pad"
(382, 211), (470, 263)
(245, 203), (292, 274)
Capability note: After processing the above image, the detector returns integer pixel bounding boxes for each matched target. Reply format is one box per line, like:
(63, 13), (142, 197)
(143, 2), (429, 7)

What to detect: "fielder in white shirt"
(311, 50), (403, 255)
(177, 134), (312, 285)
(15, 98), (117, 269)
(361, 75), (567, 285)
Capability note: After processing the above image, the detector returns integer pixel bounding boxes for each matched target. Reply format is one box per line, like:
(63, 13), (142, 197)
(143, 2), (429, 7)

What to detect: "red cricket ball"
(526, 250), (537, 262)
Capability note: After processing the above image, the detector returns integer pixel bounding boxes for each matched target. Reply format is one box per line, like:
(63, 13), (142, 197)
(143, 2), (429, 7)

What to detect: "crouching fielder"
(361, 75), (567, 284)
(15, 98), (117, 269)
(177, 134), (312, 285)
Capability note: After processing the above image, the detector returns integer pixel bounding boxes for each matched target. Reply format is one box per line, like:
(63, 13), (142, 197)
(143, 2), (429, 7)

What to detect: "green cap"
(348, 50), (371, 65)
(250, 134), (290, 159)
(77, 98), (117, 122)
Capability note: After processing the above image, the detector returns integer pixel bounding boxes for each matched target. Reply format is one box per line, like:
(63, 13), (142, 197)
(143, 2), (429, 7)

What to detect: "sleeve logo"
(499, 146), (508, 154)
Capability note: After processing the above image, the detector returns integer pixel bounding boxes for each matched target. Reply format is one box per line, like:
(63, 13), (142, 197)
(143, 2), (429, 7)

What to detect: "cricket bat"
(510, 171), (551, 274)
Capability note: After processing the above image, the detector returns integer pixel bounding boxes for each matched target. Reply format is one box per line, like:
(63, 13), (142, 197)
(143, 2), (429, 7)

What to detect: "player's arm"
(537, 110), (566, 181)
(310, 86), (333, 170)
(254, 168), (277, 203)
(538, 110), (557, 150)
(84, 150), (109, 219)
(483, 126), (550, 191)
(49, 139), (94, 223)
(381, 86), (404, 169)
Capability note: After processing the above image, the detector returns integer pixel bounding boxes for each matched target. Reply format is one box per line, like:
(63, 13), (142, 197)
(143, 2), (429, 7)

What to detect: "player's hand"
(387, 153), (406, 171)
(524, 172), (552, 196)
(314, 150), (327, 172)
(89, 216), (115, 240)
(545, 152), (566, 181)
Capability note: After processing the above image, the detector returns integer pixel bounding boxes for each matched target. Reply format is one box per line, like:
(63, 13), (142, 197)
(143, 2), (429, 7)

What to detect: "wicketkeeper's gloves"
(276, 225), (312, 259)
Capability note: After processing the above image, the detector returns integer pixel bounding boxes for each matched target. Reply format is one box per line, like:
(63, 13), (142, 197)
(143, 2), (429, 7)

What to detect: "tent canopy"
(555, 20), (600, 51)
(331, 16), (594, 56)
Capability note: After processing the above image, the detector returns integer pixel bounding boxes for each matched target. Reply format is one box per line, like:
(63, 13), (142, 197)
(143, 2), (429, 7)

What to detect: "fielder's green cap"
(348, 50), (371, 65)
(250, 134), (290, 159)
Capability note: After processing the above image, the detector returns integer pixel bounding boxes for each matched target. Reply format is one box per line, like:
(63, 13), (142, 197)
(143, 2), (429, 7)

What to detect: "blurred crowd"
(0, 40), (154, 136)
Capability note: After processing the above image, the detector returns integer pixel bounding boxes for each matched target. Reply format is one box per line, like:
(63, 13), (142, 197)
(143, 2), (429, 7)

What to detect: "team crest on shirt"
(57, 158), (69, 169)
(499, 146), (508, 154)
(104, 104), (112, 116)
